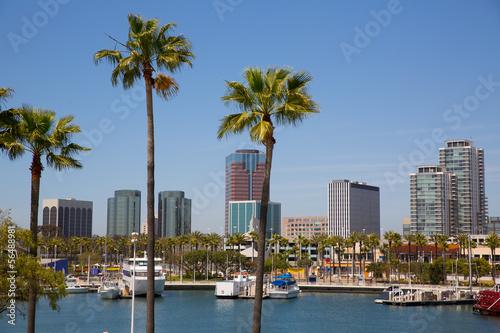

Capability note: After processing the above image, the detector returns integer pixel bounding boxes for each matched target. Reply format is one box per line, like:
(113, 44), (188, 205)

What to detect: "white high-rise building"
(439, 140), (487, 234)
(327, 180), (380, 237)
(409, 166), (457, 235)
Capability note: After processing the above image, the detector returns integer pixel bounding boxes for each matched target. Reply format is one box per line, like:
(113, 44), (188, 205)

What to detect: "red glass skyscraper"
(225, 149), (266, 234)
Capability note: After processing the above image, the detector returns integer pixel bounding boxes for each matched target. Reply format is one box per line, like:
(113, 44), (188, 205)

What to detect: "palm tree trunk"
(253, 139), (274, 333)
(144, 69), (156, 333)
(28, 155), (42, 333)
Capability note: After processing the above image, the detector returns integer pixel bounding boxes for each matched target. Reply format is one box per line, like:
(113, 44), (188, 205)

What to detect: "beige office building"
(282, 216), (327, 240)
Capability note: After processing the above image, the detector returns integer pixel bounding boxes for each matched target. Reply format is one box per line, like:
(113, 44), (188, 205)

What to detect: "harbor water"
(2, 291), (500, 332)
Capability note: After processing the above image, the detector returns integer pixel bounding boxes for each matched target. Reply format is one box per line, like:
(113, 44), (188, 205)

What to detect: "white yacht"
(98, 280), (120, 299)
(65, 276), (89, 294)
(268, 273), (300, 299)
(121, 254), (165, 296)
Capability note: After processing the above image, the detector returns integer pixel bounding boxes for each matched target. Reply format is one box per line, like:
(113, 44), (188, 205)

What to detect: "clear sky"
(1, 0), (500, 236)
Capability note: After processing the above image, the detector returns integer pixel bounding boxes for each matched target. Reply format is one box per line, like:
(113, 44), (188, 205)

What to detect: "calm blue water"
(2, 291), (500, 332)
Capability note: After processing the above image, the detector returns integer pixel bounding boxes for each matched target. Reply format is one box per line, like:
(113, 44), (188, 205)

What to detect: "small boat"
(121, 253), (165, 296)
(268, 273), (300, 299)
(473, 285), (500, 315)
(374, 285), (405, 304)
(65, 277), (89, 294)
(98, 281), (120, 299)
(215, 272), (253, 298)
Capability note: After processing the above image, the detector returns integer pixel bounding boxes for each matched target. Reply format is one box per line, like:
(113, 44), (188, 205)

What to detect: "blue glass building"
(228, 200), (281, 237)
(158, 191), (191, 238)
(107, 190), (141, 236)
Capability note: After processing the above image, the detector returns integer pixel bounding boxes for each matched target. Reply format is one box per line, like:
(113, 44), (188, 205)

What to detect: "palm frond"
(217, 112), (257, 140)
(93, 49), (123, 66)
(153, 74), (179, 100)
(46, 153), (83, 171)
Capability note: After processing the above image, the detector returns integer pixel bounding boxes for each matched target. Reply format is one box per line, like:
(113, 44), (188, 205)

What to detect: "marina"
(3, 290), (500, 332)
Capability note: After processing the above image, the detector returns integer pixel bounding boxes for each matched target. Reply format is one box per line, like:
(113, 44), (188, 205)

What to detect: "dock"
(381, 299), (473, 306)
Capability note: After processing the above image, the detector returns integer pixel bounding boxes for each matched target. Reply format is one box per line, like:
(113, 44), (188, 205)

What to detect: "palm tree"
(332, 235), (344, 281)
(484, 233), (500, 281)
(456, 233), (469, 259)
(437, 234), (450, 282)
(0, 106), (89, 332)
(94, 14), (194, 333)
(414, 233), (427, 283)
(249, 230), (259, 263)
(343, 236), (354, 283)
(217, 66), (319, 332)
(367, 233), (380, 282)
(177, 235), (189, 283)
(232, 232), (247, 272)
(209, 233), (222, 280)
(429, 234), (440, 261)
(403, 233), (416, 284)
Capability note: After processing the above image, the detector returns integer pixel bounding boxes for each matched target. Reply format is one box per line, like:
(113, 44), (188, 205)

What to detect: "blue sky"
(1, 0), (500, 236)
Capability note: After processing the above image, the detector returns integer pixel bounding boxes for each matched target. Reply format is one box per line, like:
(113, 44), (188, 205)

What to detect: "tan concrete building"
(282, 216), (327, 240)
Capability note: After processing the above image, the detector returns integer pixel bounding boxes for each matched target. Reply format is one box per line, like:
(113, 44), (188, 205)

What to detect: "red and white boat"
(473, 285), (500, 315)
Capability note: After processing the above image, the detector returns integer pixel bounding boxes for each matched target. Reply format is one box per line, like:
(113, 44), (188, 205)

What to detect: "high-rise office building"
(228, 200), (280, 237)
(107, 190), (141, 236)
(158, 191), (191, 238)
(42, 198), (93, 237)
(439, 140), (487, 234)
(327, 179), (380, 237)
(409, 166), (458, 235)
(225, 149), (266, 234)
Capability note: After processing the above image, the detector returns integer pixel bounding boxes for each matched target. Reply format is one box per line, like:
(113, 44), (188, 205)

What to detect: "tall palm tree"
(0, 106), (89, 332)
(437, 234), (450, 282)
(414, 233), (427, 283)
(367, 233), (380, 282)
(217, 66), (319, 333)
(343, 236), (354, 283)
(403, 233), (416, 283)
(177, 235), (189, 282)
(456, 233), (469, 259)
(429, 234), (440, 261)
(249, 230), (259, 263)
(484, 233), (500, 281)
(232, 232), (247, 271)
(94, 14), (194, 333)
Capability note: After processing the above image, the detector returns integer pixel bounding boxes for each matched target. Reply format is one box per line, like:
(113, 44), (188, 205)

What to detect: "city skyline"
(1, 1), (500, 236)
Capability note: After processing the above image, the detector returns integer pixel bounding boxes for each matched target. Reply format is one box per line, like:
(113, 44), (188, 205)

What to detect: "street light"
(130, 232), (139, 333)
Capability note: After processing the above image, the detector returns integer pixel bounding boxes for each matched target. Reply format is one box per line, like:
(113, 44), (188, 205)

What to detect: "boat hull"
(99, 284), (120, 299)
(268, 287), (300, 299)
(66, 287), (89, 294)
(215, 280), (252, 298)
(122, 277), (165, 296)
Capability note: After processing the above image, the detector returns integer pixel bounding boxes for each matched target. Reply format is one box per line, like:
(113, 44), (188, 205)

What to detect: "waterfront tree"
(484, 233), (500, 281)
(217, 66), (319, 332)
(0, 106), (89, 332)
(94, 13), (194, 332)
